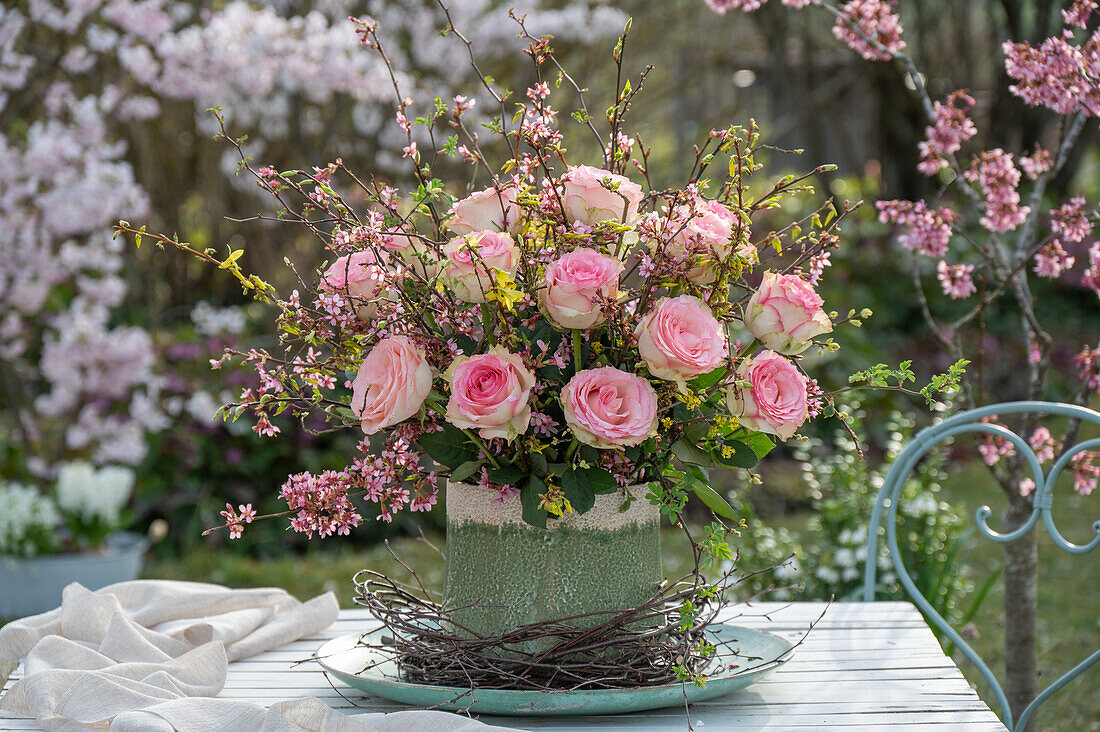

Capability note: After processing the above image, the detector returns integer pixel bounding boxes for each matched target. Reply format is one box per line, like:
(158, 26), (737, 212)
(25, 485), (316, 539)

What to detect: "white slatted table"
(1, 601), (1005, 731)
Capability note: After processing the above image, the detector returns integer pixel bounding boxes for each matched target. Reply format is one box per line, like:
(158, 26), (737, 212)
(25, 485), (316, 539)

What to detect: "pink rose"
(445, 347), (536, 440)
(351, 336), (432, 435)
(636, 295), (728, 391)
(743, 271), (833, 354)
(321, 250), (384, 319)
(446, 184), (521, 235)
(560, 165), (643, 226)
(442, 231), (520, 303)
(665, 199), (753, 284)
(725, 350), (808, 440)
(539, 248), (623, 329)
(561, 367), (658, 448)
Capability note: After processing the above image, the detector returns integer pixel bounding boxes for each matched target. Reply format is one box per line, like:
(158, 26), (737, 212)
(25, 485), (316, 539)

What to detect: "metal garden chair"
(862, 401), (1100, 732)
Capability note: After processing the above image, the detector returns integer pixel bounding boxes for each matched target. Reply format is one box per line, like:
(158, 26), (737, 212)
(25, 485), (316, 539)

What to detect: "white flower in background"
(815, 566), (840, 584)
(190, 301), (247, 335)
(55, 462), (135, 526)
(834, 547), (856, 569)
(185, 391), (220, 422)
(903, 492), (940, 518)
(0, 484), (60, 557)
(842, 567), (860, 582)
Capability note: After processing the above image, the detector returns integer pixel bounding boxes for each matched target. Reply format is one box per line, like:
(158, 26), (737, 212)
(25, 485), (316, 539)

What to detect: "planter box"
(0, 532), (149, 619)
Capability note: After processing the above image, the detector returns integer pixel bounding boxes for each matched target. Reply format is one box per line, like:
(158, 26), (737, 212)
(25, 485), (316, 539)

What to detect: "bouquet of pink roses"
(119, 14), (857, 543)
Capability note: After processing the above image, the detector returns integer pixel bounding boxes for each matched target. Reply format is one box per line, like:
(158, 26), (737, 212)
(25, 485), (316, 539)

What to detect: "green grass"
(138, 465), (1095, 730)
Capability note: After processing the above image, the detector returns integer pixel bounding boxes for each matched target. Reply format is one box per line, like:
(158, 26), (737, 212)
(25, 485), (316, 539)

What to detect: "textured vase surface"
(442, 481), (662, 638)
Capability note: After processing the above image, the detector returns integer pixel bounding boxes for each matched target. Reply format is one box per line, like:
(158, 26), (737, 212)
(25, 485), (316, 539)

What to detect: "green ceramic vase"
(442, 481), (663, 640)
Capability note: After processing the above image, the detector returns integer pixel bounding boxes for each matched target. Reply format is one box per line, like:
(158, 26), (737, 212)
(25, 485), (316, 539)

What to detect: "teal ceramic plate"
(314, 623), (794, 716)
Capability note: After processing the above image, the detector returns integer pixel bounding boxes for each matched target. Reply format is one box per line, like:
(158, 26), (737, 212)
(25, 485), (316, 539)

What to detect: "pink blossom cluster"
(1063, 0), (1098, 28)
(832, 0), (906, 62)
(936, 260), (977, 299)
(1029, 426), (1059, 464)
(1050, 197), (1093, 243)
(1072, 451), (1099, 495)
(279, 470), (363, 539)
(876, 200), (956, 257)
(918, 91), (977, 176)
(1076, 344), (1100, 395)
(1085, 244), (1100, 299)
(978, 426), (1016, 466)
(705, 0), (821, 13)
(1003, 31), (1100, 117)
(963, 149), (1030, 233)
(1032, 240), (1075, 279)
(219, 503), (257, 540)
(1019, 148), (1052, 180)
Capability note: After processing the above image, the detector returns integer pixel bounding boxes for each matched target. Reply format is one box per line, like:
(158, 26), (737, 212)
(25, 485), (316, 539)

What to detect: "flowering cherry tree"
(709, 0), (1100, 727)
(0, 1), (624, 482)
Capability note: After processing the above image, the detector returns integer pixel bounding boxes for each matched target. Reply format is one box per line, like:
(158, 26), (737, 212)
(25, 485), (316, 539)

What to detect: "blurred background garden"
(2, 0), (1098, 729)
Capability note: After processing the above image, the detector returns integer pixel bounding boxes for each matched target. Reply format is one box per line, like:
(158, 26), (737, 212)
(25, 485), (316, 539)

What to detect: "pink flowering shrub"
(123, 11), (924, 540)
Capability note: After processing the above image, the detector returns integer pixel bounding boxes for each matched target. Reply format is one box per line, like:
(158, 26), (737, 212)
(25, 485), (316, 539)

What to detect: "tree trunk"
(1002, 493), (1039, 731)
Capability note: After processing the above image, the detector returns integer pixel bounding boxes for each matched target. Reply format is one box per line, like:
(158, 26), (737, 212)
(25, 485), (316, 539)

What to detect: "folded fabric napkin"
(0, 580), (515, 731)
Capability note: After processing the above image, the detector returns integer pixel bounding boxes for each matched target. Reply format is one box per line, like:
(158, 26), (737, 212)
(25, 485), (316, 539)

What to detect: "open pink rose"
(561, 367), (658, 448)
(351, 336), (432, 435)
(744, 271), (833, 354)
(540, 248), (623, 329)
(725, 350), (808, 440)
(445, 347), (535, 440)
(446, 184), (521, 235)
(560, 165), (643, 226)
(321, 250), (384, 319)
(665, 199), (754, 284)
(442, 231), (519, 303)
(637, 295), (728, 391)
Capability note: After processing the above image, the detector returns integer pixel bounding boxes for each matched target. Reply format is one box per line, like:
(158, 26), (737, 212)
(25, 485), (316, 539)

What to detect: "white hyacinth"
(0, 483), (61, 556)
(55, 462), (135, 526)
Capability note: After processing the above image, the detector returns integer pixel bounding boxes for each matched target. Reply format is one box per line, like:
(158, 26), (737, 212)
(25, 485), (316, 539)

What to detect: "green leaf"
(583, 466), (618, 495)
(741, 431), (775, 461)
(690, 482), (738, 521)
(520, 476), (548, 529)
(672, 439), (715, 468)
(489, 463), (526, 486)
(712, 441), (756, 469)
(529, 452), (548, 477)
(577, 444), (600, 466)
(418, 425), (478, 469)
(560, 468), (596, 515)
(690, 367), (727, 390)
(449, 460), (484, 483)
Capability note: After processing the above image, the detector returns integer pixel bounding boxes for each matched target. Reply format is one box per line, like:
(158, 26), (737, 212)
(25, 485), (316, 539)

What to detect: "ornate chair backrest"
(861, 401), (1100, 732)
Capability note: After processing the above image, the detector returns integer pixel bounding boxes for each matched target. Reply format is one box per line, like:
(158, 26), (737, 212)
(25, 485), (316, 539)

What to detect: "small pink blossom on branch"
(1003, 32), (1100, 117)
(1019, 148), (1052, 180)
(1033, 239), (1075, 279)
(832, 0), (906, 62)
(876, 200), (956, 257)
(1050, 197), (1093, 243)
(1063, 0), (1097, 30)
(936, 260), (977, 299)
(963, 149), (1030, 233)
(918, 90), (977, 176)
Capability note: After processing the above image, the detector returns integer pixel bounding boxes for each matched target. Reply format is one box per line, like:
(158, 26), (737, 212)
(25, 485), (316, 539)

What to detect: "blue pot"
(0, 532), (148, 619)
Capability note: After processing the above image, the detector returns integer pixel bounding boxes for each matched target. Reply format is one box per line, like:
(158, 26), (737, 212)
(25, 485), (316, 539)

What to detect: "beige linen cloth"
(0, 580), (514, 731)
